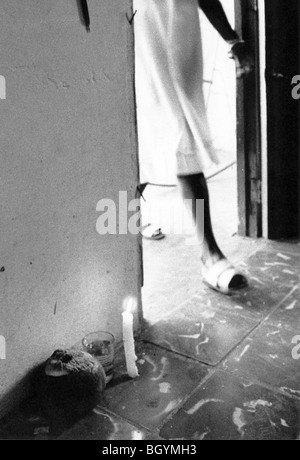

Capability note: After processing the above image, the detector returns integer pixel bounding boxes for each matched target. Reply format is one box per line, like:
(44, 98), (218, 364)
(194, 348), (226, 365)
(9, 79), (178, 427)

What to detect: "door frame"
(235, 0), (263, 239)
(235, 0), (300, 240)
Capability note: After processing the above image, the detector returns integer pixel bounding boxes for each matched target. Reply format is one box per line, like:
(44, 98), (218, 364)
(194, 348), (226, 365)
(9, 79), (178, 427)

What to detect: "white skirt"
(134, 0), (219, 184)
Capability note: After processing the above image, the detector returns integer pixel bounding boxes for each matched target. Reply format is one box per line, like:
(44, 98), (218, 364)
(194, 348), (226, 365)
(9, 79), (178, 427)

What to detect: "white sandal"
(202, 259), (248, 295)
(141, 224), (165, 241)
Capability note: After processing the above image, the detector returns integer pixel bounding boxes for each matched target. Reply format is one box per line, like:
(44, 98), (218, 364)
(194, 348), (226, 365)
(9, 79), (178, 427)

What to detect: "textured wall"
(0, 0), (140, 416)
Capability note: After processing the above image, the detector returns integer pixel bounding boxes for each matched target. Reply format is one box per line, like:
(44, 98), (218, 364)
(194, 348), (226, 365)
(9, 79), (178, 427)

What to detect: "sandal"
(202, 259), (248, 295)
(141, 224), (166, 241)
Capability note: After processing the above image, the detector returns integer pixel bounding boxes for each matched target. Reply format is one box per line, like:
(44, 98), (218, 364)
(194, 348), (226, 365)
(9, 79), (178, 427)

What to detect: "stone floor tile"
(243, 249), (299, 289)
(60, 408), (159, 440)
(143, 296), (258, 366)
(267, 286), (300, 331)
(222, 322), (300, 399)
(160, 371), (300, 440)
(99, 342), (209, 431)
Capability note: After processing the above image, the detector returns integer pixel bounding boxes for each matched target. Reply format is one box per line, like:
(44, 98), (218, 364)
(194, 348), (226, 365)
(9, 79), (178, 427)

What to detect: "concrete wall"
(0, 0), (141, 416)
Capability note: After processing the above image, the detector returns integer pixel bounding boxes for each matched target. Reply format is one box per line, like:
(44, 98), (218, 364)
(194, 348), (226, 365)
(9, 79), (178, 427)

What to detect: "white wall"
(0, 0), (141, 416)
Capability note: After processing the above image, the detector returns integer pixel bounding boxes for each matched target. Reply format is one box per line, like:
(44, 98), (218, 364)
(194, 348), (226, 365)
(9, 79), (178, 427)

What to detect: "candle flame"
(123, 296), (137, 313)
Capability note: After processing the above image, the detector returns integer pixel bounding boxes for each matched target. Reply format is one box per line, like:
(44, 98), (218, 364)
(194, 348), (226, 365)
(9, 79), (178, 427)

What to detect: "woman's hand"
(230, 42), (254, 78)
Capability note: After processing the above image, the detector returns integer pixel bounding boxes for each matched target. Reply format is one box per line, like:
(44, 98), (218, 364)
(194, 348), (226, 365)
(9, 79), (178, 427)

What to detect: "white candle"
(122, 297), (139, 378)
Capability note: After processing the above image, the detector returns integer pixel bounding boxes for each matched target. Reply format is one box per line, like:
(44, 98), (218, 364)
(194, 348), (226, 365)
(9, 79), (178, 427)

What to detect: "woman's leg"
(178, 173), (224, 268)
(178, 173), (246, 290)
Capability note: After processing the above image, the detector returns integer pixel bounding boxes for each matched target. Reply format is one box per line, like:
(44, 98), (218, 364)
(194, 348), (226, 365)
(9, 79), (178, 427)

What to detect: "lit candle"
(122, 297), (139, 378)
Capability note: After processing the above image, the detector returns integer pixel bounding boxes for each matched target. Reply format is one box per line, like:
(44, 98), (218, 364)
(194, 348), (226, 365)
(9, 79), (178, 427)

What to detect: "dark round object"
(36, 349), (106, 433)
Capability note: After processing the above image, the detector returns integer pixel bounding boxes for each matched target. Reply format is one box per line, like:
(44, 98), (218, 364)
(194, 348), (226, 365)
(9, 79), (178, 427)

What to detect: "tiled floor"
(0, 165), (299, 440)
(0, 236), (299, 440)
(160, 371), (300, 441)
(64, 238), (300, 441)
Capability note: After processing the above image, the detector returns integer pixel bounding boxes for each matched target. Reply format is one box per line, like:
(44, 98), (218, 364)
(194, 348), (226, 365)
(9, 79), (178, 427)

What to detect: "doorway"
(135, 1), (243, 322)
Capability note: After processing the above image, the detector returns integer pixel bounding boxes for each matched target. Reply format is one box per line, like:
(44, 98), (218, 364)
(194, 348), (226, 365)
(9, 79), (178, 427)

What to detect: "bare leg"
(178, 173), (224, 268)
(178, 173), (247, 289)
